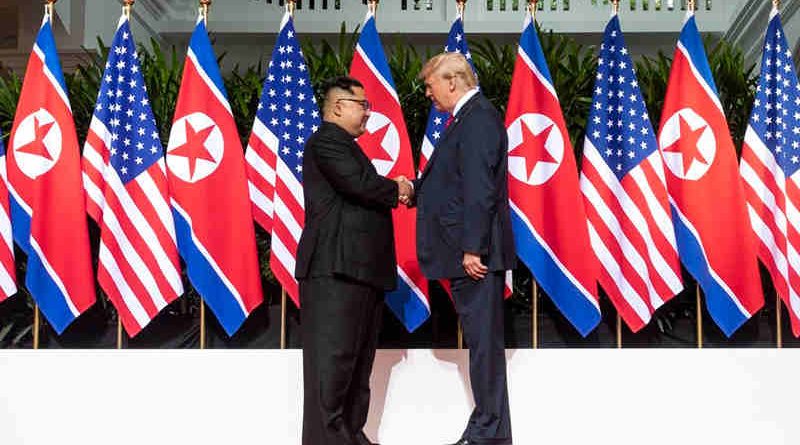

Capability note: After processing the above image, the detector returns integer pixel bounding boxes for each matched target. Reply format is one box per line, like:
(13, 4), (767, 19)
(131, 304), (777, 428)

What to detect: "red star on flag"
(358, 122), (394, 163)
(662, 115), (708, 174)
(510, 123), (558, 180)
(171, 122), (216, 178)
(17, 116), (54, 160)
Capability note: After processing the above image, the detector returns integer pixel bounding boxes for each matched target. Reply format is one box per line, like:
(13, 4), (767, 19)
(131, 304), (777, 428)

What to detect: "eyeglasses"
(337, 98), (371, 111)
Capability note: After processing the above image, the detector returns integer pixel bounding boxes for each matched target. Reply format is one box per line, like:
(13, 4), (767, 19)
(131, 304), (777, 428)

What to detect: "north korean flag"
(7, 12), (95, 333)
(505, 12), (601, 335)
(349, 10), (430, 332)
(166, 16), (264, 336)
(657, 12), (763, 336)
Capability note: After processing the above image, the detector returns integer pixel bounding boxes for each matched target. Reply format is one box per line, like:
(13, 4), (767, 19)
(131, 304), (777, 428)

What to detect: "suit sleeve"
(459, 110), (502, 255)
(313, 135), (399, 209)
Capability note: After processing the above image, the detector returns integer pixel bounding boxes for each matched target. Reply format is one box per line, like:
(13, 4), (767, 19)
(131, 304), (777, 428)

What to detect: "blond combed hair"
(419, 52), (477, 89)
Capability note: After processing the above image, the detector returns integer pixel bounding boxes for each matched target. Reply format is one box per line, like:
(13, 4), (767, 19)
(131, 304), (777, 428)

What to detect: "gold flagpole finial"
(687, 0), (696, 12)
(612, 0), (620, 15)
(45, 0), (58, 23)
(286, 0), (296, 16)
(200, 0), (212, 24)
(527, 0), (538, 21)
(123, 0), (135, 19)
(773, 0), (781, 10)
(368, 0), (379, 15)
(456, 0), (466, 19)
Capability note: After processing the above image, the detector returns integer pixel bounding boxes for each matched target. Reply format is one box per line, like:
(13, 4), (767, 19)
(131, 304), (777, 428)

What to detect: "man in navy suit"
(403, 52), (516, 445)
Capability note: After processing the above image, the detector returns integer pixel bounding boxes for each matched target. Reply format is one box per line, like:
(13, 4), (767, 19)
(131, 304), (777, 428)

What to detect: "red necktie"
(445, 115), (454, 128)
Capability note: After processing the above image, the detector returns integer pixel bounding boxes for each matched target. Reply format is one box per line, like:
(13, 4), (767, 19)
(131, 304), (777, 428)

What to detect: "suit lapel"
(419, 93), (482, 181)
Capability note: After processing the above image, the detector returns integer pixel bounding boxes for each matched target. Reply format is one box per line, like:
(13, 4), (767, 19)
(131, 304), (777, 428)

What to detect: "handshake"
(394, 176), (414, 206)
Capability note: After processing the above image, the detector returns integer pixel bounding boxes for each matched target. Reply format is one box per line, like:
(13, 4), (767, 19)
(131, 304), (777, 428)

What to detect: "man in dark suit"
(404, 52), (516, 445)
(295, 76), (411, 445)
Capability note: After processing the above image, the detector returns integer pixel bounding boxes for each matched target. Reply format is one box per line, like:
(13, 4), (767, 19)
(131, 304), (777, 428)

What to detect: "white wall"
(0, 349), (798, 445)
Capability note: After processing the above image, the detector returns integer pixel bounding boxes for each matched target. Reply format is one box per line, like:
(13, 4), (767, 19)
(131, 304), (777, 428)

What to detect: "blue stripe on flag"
(678, 16), (719, 96)
(35, 19), (68, 96)
(189, 20), (229, 102)
(10, 197), (76, 334)
(519, 20), (555, 86)
(385, 277), (429, 333)
(173, 209), (247, 336)
(358, 16), (397, 91)
(511, 210), (600, 336)
(671, 206), (747, 337)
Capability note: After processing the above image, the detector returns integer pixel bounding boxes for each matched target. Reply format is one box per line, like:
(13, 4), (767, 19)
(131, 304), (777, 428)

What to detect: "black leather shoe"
(356, 431), (379, 445)
(447, 439), (512, 445)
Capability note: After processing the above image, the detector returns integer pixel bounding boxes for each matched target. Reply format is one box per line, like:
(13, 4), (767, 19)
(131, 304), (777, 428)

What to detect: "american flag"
(419, 14), (475, 172)
(246, 13), (319, 305)
(0, 137), (16, 302)
(740, 8), (800, 336)
(579, 15), (682, 332)
(82, 14), (183, 337)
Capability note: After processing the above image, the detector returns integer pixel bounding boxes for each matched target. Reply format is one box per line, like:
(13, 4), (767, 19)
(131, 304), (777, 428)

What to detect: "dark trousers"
(300, 276), (384, 445)
(451, 271), (512, 445)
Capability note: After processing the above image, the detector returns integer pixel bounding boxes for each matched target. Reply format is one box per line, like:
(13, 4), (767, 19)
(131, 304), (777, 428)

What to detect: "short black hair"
(320, 76), (364, 98)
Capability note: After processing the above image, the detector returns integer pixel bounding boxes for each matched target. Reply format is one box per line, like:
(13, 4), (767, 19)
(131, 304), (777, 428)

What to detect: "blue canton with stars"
(749, 13), (800, 177)
(255, 16), (320, 181)
(422, 17), (476, 148)
(93, 18), (162, 183)
(587, 16), (657, 180)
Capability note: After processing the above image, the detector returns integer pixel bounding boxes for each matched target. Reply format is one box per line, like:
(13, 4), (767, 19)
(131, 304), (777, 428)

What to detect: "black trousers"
(300, 276), (384, 445)
(451, 271), (512, 445)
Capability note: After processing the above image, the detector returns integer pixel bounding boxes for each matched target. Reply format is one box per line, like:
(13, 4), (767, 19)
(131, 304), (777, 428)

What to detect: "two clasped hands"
(391, 175), (489, 281)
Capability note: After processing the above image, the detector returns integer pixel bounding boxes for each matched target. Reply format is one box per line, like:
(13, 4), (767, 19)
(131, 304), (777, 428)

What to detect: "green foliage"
(0, 72), (21, 139)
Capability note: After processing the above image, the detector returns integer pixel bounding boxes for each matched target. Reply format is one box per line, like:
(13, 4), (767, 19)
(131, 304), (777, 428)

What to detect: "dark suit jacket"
(413, 93), (516, 280)
(295, 121), (400, 291)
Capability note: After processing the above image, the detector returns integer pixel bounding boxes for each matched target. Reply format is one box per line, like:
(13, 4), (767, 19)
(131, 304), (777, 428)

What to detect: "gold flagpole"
(200, 299), (206, 349)
(33, 304), (40, 350)
(611, 0), (621, 350)
(696, 285), (703, 349)
(280, 289), (287, 349)
(777, 296), (783, 348)
(45, 0), (57, 22)
(123, 0), (134, 19)
(456, 0), (466, 19)
(197, 0), (212, 350)
(526, 1), (540, 350)
(116, 0), (136, 351)
(279, 0), (295, 351)
(687, 0), (695, 12)
(200, 0), (211, 24)
(117, 316), (123, 349)
(528, 0), (537, 22)
(532, 281), (538, 349)
(368, 0), (379, 15)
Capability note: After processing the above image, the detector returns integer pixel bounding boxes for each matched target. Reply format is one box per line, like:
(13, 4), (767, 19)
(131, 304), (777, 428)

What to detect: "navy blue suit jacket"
(413, 93), (516, 280)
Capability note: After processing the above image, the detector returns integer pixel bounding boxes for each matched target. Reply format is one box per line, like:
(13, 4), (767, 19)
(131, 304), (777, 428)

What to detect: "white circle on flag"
(507, 113), (564, 186)
(364, 112), (400, 176)
(12, 108), (62, 179)
(166, 112), (224, 183)
(658, 108), (716, 181)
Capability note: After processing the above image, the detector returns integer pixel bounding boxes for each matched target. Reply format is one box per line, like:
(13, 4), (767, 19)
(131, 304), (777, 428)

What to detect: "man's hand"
(394, 175), (414, 205)
(463, 252), (488, 280)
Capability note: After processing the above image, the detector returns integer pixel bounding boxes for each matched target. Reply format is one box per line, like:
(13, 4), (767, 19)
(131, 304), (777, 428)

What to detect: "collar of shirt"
(452, 88), (479, 118)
